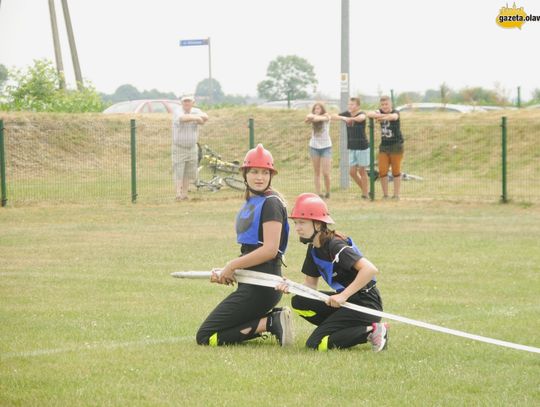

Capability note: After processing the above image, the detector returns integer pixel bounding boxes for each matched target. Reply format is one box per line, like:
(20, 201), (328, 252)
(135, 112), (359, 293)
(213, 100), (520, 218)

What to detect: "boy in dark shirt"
(332, 97), (370, 199)
(368, 96), (404, 200)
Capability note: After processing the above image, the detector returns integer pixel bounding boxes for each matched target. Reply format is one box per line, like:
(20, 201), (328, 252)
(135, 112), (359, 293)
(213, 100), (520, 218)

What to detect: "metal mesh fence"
(0, 112), (539, 205)
(3, 116), (130, 204)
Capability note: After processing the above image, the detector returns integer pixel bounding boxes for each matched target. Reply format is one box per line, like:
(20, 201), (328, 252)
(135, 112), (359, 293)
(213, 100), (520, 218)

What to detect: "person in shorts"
(332, 97), (369, 199)
(171, 95), (208, 201)
(305, 102), (332, 199)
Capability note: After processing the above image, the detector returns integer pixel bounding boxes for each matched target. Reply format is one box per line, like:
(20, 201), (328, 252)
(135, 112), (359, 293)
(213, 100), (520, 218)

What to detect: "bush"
(0, 59), (105, 113)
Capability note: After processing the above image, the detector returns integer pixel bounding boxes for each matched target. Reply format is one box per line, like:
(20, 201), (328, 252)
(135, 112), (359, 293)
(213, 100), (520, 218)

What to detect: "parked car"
(103, 99), (182, 114)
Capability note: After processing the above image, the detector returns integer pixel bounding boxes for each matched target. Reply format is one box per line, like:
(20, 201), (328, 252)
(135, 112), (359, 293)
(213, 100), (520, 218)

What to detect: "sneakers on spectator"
(268, 307), (294, 346)
(367, 322), (388, 352)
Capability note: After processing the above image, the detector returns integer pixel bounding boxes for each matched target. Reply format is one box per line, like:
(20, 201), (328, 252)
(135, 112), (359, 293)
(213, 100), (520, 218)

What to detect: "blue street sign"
(179, 39), (208, 47)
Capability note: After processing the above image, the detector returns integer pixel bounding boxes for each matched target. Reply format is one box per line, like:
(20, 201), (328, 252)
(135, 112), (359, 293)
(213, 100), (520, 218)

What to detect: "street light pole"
(340, 0), (350, 189)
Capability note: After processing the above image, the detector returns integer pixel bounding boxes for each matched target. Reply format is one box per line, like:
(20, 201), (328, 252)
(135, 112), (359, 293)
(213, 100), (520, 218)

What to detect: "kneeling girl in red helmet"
(196, 144), (294, 347)
(279, 193), (388, 352)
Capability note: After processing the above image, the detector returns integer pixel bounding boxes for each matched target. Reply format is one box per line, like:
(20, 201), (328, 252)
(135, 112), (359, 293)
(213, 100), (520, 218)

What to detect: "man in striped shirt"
(172, 95), (208, 200)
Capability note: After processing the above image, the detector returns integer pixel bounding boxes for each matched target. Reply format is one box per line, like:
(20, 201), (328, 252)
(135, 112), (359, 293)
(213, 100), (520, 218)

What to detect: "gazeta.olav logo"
(496, 2), (539, 29)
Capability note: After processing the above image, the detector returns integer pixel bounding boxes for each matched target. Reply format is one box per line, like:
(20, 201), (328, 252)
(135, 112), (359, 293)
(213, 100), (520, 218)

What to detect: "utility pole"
(61, 0), (83, 90)
(340, 0), (350, 189)
(48, 0), (65, 89)
(208, 37), (213, 104)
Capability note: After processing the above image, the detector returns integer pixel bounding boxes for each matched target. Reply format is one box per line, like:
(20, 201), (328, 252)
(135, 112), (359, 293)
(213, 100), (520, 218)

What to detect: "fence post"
(0, 119), (7, 207)
(500, 116), (508, 203)
(368, 118), (375, 201)
(390, 89), (395, 106)
(130, 119), (137, 203)
(248, 118), (255, 149)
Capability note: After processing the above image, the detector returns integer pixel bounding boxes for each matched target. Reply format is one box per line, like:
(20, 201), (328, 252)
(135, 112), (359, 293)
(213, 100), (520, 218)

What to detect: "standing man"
(172, 95), (208, 201)
(332, 97), (369, 199)
(367, 96), (404, 200)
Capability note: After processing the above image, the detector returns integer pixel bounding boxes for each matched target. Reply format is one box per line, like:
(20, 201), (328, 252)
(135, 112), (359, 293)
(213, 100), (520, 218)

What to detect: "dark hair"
(315, 221), (347, 247)
(311, 103), (327, 134)
(349, 97), (361, 106)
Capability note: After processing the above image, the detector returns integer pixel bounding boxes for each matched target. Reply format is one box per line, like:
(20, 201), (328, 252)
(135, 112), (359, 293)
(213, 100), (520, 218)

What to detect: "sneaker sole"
(278, 307), (294, 347)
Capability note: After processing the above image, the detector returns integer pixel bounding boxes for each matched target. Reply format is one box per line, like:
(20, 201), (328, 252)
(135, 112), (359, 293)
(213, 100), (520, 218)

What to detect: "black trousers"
(196, 261), (282, 346)
(291, 286), (383, 350)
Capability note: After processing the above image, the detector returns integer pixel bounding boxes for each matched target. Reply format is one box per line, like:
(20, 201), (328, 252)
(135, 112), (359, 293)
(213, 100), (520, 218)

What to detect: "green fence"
(0, 113), (539, 205)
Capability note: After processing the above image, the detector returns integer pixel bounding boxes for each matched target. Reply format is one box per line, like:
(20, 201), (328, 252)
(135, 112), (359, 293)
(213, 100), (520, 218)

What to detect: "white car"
(103, 99), (182, 114)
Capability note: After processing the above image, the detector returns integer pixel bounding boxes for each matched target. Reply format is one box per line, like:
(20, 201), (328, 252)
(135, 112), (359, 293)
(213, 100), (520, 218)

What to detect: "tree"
(113, 84), (140, 101)
(195, 78), (224, 102)
(530, 88), (540, 103)
(6, 59), (60, 110)
(457, 87), (499, 105)
(396, 91), (422, 105)
(440, 82), (450, 104)
(257, 55), (317, 101)
(0, 64), (7, 88)
(422, 89), (440, 102)
(140, 88), (177, 100)
(1, 59), (104, 112)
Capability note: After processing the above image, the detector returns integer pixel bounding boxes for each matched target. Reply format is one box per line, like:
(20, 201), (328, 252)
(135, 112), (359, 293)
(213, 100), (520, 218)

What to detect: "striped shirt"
(172, 107), (205, 147)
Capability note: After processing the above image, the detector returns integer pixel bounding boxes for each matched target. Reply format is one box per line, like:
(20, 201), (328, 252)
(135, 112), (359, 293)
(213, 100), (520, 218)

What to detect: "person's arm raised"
(350, 113), (367, 123)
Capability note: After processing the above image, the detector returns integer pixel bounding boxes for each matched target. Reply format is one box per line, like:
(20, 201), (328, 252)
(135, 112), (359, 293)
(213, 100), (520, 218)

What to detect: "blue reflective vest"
(236, 195), (289, 255)
(311, 237), (373, 292)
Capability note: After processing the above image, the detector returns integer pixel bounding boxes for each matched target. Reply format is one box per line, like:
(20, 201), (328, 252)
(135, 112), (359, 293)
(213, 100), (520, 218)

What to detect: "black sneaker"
(268, 307), (294, 346)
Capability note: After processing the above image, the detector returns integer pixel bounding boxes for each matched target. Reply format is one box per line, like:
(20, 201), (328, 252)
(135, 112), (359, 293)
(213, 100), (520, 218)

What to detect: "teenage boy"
(367, 96), (404, 200)
(332, 97), (369, 199)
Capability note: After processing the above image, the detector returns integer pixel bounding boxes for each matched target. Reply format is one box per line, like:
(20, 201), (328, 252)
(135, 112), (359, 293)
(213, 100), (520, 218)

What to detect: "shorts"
(172, 144), (198, 181)
(378, 151), (404, 177)
(349, 148), (370, 167)
(310, 146), (332, 158)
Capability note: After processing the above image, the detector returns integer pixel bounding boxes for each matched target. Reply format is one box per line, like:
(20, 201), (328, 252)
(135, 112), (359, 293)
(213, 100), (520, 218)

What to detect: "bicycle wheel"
(223, 176), (245, 191)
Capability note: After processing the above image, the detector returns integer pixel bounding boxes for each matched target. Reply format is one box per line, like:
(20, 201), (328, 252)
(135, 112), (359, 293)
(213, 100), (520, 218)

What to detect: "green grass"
(1, 200), (539, 406)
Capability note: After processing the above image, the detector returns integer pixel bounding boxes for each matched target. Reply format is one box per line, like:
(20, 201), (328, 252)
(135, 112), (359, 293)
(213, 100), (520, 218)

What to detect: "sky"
(0, 0), (539, 101)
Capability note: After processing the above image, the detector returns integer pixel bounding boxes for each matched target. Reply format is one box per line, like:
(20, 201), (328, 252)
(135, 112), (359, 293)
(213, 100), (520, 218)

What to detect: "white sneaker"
(368, 322), (389, 352)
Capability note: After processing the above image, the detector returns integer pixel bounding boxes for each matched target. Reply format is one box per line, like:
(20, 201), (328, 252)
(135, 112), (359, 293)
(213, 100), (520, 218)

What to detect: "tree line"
(1, 57), (539, 113)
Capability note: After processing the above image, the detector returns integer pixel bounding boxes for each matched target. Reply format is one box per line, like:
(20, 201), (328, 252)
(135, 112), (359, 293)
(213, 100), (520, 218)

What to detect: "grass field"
(1, 198), (539, 406)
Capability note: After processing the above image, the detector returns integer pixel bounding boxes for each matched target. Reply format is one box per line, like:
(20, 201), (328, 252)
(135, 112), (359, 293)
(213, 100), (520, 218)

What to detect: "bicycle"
(193, 144), (245, 192)
(367, 168), (424, 182)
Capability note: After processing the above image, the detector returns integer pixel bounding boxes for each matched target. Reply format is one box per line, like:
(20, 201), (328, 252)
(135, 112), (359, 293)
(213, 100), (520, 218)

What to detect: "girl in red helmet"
(196, 144), (294, 347)
(278, 193), (388, 352)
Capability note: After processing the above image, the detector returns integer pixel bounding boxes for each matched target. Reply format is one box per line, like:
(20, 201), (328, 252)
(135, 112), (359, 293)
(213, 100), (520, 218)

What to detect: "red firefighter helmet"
(240, 144), (277, 174)
(289, 193), (335, 224)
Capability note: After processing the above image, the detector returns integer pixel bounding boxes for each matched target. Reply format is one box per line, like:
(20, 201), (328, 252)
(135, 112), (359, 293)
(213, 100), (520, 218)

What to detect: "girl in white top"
(305, 103), (332, 199)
